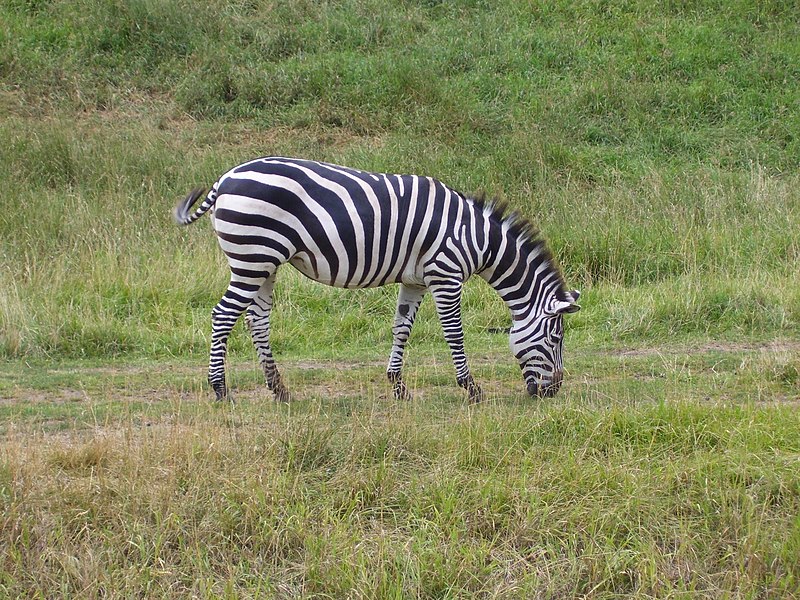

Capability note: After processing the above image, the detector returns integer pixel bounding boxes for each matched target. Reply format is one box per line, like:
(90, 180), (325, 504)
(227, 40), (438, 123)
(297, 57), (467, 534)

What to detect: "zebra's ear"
(552, 301), (581, 315)
(548, 291), (581, 315)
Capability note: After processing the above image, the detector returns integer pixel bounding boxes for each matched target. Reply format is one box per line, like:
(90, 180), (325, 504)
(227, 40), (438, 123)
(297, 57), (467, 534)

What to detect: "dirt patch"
(0, 388), (91, 405)
(44, 364), (198, 377)
(41, 359), (386, 378)
(613, 339), (800, 358)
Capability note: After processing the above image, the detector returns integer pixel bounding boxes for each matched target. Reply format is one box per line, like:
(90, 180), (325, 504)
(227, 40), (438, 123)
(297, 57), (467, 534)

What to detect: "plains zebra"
(174, 157), (580, 403)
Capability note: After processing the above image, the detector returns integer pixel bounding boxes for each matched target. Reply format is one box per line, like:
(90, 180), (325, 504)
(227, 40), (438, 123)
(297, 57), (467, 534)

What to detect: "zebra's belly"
(288, 252), (426, 289)
(288, 253), (320, 282)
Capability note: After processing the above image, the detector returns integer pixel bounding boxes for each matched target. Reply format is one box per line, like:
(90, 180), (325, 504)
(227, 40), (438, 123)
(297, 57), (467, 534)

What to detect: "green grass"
(1, 344), (800, 598)
(2, 0), (800, 596)
(0, 116), (797, 357)
(2, 1), (799, 359)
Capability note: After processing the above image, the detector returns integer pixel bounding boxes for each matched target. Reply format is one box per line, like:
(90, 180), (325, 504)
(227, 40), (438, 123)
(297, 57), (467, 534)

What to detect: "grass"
(2, 0), (799, 358)
(0, 119), (796, 357)
(2, 344), (800, 598)
(2, 0), (800, 596)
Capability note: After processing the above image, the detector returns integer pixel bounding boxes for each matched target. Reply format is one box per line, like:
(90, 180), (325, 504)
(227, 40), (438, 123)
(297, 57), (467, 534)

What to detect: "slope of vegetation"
(1, 0), (798, 359)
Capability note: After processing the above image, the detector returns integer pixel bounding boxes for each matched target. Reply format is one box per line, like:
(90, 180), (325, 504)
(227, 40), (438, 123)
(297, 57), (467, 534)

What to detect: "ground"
(2, 340), (798, 598)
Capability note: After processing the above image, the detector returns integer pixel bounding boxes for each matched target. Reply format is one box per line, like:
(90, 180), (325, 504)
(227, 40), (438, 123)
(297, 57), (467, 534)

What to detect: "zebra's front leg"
(245, 276), (291, 402)
(427, 277), (485, 404)
(386, 284), (426, 401)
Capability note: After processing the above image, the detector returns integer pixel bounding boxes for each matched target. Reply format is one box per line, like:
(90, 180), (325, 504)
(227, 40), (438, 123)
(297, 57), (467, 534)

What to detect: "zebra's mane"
(471, 194), (570, 297)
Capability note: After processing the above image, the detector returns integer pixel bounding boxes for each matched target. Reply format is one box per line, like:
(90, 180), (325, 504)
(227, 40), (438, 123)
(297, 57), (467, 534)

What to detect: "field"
(1, 0), (799, 597)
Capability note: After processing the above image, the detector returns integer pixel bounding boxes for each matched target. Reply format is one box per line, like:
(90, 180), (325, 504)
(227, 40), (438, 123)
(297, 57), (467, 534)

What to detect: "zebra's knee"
(211, 304), (228, 327)
(246, 303), (271, 334)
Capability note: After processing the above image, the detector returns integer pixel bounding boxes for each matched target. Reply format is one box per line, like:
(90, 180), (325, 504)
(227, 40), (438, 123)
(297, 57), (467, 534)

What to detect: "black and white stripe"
(174, 157), (580, 402)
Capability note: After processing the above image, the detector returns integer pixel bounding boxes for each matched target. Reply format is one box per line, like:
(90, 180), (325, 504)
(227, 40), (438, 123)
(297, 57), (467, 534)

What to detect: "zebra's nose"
(527, 380), (541, 397)
(543, 370), (563, 397)
(528, 371), (563, 398)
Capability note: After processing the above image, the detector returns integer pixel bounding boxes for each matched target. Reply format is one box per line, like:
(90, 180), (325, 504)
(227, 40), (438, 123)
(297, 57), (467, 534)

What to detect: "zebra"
(174, 157), (580, 403)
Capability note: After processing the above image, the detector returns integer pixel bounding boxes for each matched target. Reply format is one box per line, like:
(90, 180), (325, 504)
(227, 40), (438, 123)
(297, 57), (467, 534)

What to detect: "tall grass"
(1, 118), (797, 358)
(1, 0), (799, 359)
(2, 391), (799, 597)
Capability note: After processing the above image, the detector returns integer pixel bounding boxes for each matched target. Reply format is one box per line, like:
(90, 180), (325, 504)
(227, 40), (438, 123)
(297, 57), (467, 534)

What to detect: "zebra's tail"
(173, 185), (217, 226)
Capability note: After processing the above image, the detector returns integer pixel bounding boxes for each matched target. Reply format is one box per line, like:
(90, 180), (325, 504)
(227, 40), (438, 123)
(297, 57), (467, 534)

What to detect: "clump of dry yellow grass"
(2, 352), (799, 598)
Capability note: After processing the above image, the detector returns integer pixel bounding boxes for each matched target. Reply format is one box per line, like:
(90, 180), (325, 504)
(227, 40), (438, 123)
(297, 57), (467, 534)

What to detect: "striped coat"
(175, 157), (580, 402)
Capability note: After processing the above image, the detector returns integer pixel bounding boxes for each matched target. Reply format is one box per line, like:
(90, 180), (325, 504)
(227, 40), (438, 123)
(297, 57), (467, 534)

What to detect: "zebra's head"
(510, 290), (581, 398)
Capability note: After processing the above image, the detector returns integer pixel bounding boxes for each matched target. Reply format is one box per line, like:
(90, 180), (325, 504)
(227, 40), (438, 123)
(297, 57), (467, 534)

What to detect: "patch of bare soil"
(0, 388), (91, 405)
(42, 359), (386, 378)
(613, 339), (800, 358)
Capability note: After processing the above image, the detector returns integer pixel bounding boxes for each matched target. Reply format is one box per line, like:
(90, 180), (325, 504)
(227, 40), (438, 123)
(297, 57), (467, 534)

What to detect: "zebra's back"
(212, 157), (480, 288)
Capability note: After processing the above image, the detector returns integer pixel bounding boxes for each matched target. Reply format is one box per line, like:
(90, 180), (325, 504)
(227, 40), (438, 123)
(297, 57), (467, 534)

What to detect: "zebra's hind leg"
(245, 275), (291, 402)
(426, 277), (485, 404)
(208, 275), (268, 401)
(386, 284), (426, 401)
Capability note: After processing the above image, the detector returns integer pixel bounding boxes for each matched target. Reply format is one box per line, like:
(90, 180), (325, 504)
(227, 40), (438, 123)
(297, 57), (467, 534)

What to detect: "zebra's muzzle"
(527, 381), (561, 398)
(527, 370), (562, 398)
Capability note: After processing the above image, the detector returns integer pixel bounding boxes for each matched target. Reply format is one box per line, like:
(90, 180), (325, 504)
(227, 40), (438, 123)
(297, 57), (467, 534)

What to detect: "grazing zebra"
(174, 157), (580, 403)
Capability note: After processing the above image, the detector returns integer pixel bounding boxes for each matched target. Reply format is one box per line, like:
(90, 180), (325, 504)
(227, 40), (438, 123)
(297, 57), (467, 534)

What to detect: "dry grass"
(2, 344), (799, 598)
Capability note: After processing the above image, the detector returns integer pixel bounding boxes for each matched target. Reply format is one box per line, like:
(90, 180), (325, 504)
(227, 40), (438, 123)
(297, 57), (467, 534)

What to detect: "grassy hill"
(2, 0), (799, 358)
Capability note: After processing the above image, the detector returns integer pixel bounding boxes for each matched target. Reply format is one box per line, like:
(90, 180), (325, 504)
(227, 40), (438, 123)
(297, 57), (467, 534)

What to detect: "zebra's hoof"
(212, 386), (228, 402)
(392, 381), (413, 402)
(274, 387), (292, 403)
(458, 375), (484, 404)
(469, 387), (485, 404)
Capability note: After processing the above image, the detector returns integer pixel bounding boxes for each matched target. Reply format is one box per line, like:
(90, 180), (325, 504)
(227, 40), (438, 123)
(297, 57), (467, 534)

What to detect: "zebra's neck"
(478, 213), (565, 324)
